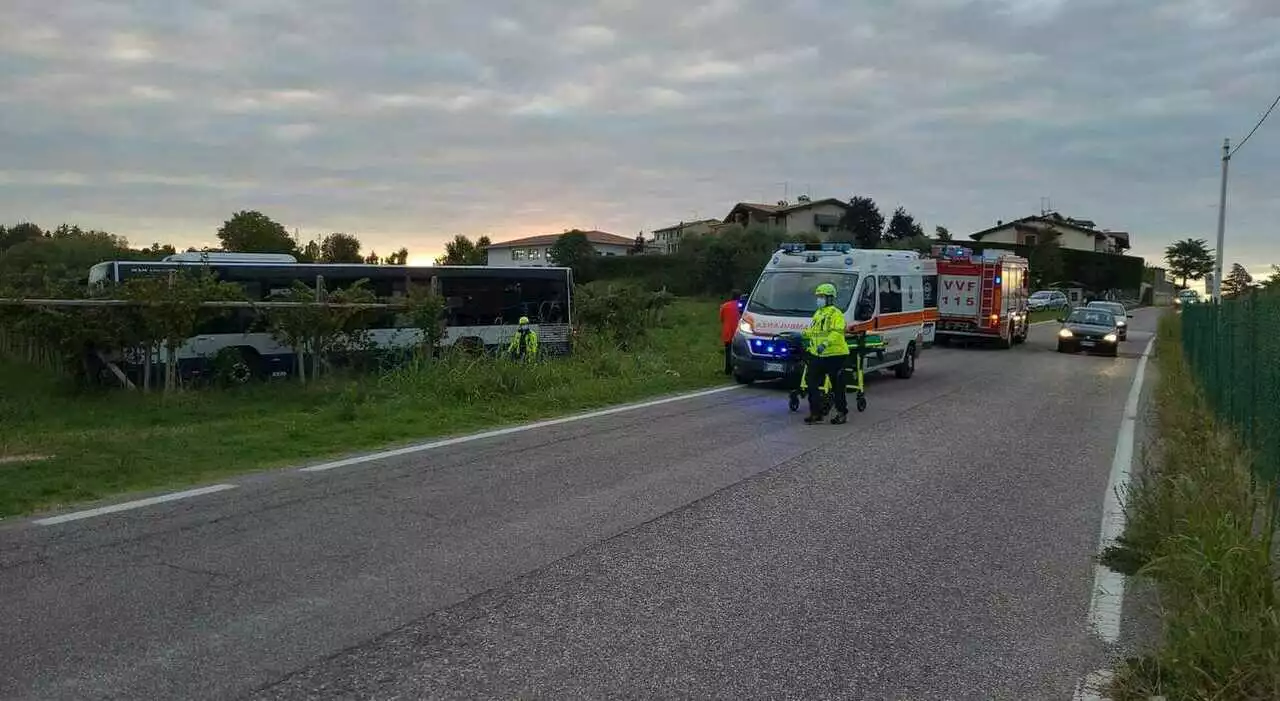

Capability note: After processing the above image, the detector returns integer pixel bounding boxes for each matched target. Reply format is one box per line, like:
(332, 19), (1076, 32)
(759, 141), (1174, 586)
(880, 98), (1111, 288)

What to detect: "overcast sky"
(1, 0), (1277, 275)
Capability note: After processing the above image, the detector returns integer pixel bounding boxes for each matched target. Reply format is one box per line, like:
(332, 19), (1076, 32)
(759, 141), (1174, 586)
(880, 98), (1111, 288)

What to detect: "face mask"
(519, 325), (529, 332)
(816, 297), (826, 308)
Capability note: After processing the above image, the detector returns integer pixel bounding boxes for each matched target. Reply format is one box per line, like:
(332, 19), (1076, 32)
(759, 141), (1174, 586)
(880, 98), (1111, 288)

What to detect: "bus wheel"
(894, 343), (916, 379)
(229, 348), (263, 384)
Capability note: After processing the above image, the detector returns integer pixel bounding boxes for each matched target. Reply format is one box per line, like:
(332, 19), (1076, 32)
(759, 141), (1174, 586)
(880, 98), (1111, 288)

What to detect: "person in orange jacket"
(719, 289), (743, 375)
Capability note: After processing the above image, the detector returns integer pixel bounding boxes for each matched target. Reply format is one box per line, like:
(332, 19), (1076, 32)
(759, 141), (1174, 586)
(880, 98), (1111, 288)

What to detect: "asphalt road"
(0, 311), (1160, 701)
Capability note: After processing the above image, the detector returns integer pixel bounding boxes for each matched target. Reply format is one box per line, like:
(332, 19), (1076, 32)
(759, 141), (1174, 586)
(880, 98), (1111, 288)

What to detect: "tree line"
(438, 195), (1154, 295)
(1163, 237), (1276, 298)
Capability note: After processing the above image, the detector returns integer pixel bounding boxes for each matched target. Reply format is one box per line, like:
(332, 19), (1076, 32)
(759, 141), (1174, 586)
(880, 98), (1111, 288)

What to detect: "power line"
(1229, 91), (1280, 157)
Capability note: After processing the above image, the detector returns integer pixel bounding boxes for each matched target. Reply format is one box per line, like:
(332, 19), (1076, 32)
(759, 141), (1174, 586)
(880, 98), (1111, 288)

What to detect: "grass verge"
(0, 299), (726, 518)
(1028, 309), (1065, 324)
(1101, 312), (1280, 699)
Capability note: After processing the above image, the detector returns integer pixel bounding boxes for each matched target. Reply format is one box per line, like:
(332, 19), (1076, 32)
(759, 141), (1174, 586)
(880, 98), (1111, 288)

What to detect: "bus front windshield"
(747, 271), (858, 317)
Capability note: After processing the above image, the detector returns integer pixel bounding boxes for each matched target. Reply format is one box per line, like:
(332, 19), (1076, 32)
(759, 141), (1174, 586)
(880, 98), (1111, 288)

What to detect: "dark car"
(1086, 300), (1132, 340)
(1056, 308), (1121, 357)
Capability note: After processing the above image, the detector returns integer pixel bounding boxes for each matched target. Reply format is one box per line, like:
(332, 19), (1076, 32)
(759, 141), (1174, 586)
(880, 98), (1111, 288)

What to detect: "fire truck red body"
(930, 244), (1031, 348)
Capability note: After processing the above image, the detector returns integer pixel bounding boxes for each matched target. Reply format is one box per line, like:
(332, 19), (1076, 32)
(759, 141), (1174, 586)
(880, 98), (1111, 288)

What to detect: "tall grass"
(1105, 313), (1280, 700)
(0, 298), (724, 517)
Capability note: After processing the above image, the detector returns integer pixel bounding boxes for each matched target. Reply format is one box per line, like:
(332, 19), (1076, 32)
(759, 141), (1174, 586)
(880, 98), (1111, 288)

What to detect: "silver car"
(1086, 300), (1132, 341)
(1029, 290), (1070, 311)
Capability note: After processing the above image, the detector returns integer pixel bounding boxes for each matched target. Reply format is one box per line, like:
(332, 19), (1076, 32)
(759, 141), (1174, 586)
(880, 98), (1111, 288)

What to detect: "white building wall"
(486, 242), (631, 267)
(978, 223), (1098, 252)
(781, 202), (847, 234)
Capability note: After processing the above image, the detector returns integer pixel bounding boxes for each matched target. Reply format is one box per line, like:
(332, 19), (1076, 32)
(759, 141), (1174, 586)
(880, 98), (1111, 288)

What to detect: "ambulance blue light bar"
(778, 242), (854, 254)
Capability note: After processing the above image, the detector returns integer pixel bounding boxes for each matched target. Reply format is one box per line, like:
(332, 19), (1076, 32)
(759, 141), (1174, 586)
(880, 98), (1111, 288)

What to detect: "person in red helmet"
(719, 289), (743, 375)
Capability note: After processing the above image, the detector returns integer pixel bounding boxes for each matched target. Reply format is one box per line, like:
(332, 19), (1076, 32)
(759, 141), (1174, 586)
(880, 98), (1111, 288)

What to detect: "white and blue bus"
(87, 252), (573, 381)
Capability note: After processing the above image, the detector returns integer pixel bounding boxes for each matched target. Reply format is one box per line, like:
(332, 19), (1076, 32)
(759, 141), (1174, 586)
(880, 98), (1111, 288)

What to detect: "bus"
(87, 252), (573, 381)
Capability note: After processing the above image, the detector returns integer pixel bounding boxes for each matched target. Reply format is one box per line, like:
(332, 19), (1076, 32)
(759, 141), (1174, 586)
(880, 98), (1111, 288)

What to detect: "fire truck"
(930, 244), (1030, 349)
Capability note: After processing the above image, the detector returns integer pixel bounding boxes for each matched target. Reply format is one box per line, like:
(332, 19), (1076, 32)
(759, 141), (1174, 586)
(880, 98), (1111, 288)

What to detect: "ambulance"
(730, 242), (939, 385)
(930, 244), (1030, 348)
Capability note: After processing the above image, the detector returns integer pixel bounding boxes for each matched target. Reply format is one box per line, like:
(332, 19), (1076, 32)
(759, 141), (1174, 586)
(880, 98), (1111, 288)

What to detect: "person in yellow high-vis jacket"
(803, 283), (850, 424)
(507, 316), (538, 360)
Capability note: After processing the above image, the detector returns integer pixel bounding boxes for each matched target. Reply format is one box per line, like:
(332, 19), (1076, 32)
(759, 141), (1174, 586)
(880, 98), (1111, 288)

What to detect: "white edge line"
(1087, 335), (1157, 643)
(300, 384), (746, 473)
(1072, 669), (1115, 701)
(34, 484), (239, 526)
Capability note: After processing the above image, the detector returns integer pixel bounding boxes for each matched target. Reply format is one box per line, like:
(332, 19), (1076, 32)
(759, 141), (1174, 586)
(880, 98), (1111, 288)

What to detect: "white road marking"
(33, 484), (239, 526)
(1087, 334), (1157, 643)
(300, 384), (746, 473)
(1072, 669), (1115, 701)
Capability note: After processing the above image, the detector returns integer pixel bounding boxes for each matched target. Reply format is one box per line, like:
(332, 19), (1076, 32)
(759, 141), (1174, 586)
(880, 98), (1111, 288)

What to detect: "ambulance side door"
(876, 273), (908, 366)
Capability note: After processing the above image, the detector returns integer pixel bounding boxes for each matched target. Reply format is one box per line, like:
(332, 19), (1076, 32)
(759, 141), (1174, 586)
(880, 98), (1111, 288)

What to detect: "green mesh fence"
(1180, 291), (1280, 483)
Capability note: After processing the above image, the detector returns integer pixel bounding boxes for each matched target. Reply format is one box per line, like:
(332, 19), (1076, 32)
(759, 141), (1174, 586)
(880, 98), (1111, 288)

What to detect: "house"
(722, 195), (850, 236)
(967, 212), (1132, 254)
(648, 219), (721, 254)
(485, 229), (636, 267)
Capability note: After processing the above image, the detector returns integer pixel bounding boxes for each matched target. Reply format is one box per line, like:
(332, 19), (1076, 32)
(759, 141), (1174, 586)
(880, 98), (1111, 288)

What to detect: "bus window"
(194, 308), (258, 335)
(440, 276), (509, 326)
(516, 277), (569, 323)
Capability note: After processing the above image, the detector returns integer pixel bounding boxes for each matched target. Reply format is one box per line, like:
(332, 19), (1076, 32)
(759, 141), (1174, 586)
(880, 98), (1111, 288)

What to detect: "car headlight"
(1058, 328), (1073, 338)
(738, 318), (754, 334)
(1116, 320), (1126, 327)
(1104, 333), (1118, 343)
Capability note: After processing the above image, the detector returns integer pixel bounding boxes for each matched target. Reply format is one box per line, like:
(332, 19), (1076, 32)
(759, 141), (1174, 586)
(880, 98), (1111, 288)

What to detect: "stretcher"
(773, 331), (886, 416)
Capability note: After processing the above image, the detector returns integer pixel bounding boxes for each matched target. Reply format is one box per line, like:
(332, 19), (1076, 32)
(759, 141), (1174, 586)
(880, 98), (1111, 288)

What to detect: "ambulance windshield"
(747, 271), (858, 316)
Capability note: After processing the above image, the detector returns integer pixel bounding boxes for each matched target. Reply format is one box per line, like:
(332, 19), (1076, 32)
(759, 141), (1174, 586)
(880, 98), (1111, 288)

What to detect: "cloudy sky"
(2, 0), (1277, 275)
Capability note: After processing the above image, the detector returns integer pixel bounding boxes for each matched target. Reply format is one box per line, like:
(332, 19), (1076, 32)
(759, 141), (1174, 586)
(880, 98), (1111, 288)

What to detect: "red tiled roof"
(488, 230), (634, 248)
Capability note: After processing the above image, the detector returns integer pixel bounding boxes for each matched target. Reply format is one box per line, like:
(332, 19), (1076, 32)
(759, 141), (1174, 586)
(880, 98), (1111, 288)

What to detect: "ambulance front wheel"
(856, 395), (867, 412)
(893, 343), (917, 379)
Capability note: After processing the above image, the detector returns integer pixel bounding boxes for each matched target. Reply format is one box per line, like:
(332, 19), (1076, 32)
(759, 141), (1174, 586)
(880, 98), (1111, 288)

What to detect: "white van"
(730, 243), (939, 384)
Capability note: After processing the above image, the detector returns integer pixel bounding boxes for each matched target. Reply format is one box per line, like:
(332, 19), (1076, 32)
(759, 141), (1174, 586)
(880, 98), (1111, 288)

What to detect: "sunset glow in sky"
(1, 0), (1277, 272)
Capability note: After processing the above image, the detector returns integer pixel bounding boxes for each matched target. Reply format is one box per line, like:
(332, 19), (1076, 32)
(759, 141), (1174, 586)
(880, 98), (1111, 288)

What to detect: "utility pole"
(1213, 137), (1230, 302)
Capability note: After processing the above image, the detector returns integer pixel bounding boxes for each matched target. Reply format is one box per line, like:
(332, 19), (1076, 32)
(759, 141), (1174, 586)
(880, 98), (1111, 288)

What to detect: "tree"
(1164, 238), (1214, 288)
(0, 225), (132, 294)
(0, 222), (45, 251)
(383, 247), (409, 265)
(118, 270), (244, 393)
(835, 196), (884, 249)
(935, 225), (952, 242)
(298, 239), (321, 263)
(1260, 265), (1280, 292)
(137, 242), (177, 260)
(216, 210), (297, 254)
(549, 230), (598, 281)
(884, 206), (925, 243)
(1027, 236), (1064, 289)
(319, 233), (363, 263)
(435, 235), (490, 266)
(263, 280), (375, 384)
(1221, 263), (1254, 298)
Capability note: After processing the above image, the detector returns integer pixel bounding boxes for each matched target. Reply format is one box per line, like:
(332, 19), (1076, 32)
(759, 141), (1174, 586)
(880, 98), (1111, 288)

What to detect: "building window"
(511, 249), (526, 261)
(1024, 234), (1038, 246)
